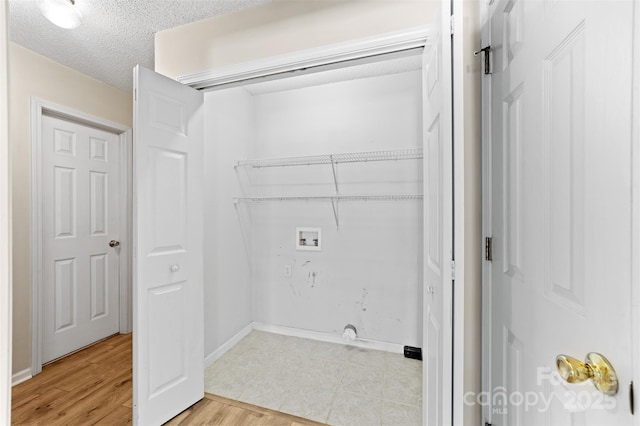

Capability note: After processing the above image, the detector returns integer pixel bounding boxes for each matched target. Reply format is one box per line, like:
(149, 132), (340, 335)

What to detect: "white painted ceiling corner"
(8, 0), (271, 92)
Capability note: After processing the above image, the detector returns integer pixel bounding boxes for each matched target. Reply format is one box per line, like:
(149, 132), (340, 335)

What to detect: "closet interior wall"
(203, 63), (424, 356)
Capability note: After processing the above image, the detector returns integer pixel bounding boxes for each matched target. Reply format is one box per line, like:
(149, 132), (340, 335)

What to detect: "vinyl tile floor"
(204, 331), (422, 426)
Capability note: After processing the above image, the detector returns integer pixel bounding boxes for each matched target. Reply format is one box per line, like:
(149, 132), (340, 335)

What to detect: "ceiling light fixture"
(37, 0), (82, 30)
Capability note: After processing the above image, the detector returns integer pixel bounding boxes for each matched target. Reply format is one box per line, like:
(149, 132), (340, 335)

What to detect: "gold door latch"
(556, 352), (618, 395)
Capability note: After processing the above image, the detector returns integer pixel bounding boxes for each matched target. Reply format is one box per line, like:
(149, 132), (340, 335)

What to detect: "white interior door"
(133, 65), (204, 425)
(423, 0), (453, 424)
(488, 1), (635, 424)
(41, 115), (120, 363)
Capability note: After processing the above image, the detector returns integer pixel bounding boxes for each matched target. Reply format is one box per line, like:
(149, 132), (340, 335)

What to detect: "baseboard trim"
(252, 322), (404, 354)
(12, 368), (32, 386)
(204, 322), (254, 368)
(203, 322), (406, 370)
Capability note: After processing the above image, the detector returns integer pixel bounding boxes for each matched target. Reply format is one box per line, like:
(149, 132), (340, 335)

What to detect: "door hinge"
(474, 45), (492, 75)
(450, 15), (455, 35)
(485, 422), (493, 426)
(485, 237), (493, 261)
(450, 260), (456, 280)
(630, 381), (635, 415)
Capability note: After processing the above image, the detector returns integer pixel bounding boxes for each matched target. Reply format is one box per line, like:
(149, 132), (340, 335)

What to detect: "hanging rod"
(233, 194), (423, 203)
(234, 148), (423, 169)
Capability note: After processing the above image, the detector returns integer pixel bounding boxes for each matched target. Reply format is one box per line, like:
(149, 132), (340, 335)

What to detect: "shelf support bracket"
(330, 198), (340, 229)
(330, 155), (340, 229)
(330, 155), (339, 194)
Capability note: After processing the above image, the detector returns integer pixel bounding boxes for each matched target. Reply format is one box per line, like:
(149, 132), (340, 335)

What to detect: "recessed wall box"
(296, 227), (321, 251)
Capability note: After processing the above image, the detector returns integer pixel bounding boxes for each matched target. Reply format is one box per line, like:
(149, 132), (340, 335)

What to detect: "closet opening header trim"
(176, 26), (429, 92)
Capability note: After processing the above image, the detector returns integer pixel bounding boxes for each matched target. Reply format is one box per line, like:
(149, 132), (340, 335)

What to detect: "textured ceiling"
(8, 0), (270, 91)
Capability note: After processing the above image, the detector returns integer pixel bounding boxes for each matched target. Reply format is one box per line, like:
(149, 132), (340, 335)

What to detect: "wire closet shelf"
(233, 194), (423, 203)
(234, 148), (423, 169)
(233, 148), (424, 228)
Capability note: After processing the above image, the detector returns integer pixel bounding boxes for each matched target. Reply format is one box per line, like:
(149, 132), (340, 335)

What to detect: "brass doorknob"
(109, 240), (120, 248)
(556, 352), (618, 395)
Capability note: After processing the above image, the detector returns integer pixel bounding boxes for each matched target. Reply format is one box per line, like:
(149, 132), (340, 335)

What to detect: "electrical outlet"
(284, 264), (292, 278)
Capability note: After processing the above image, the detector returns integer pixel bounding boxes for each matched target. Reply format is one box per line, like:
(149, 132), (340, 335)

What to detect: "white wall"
(206, 70), (424, 347)
(250, 72), (423, 345)
(0, 0), (12, 422)
(9, 43), (132, 376)
(203, 88), (254, 354)
(155, 0), (433, 81)
(458, 0), (482, 423)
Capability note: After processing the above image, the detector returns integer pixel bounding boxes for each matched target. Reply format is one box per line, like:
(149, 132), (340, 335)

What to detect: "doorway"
(132, 21), (461, 424)
(30, 99), (132, 375)
(201, 50), (425, 424)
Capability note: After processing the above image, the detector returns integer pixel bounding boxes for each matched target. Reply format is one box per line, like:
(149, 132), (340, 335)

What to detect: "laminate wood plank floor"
(11, 333), (325, 426)
(167, 394), (326, 426)
(12, 333), (133, 425)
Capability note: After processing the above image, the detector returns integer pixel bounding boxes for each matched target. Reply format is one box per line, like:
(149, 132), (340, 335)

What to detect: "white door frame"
(632, 2), (640, 425)
(177, 26), (466, 424)
(479, 2), (640, 425)
(0, 0), (12, 423)
(178, 27), (432, 90)
(479, 1), (493, 424)
(451, 2), (469, 423)
(30, 98), (132, 375)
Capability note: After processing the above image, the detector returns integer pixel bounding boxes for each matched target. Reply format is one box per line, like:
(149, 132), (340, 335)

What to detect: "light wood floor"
(11, 334), (325, 425)
(12, 333), (133, 425)
(166, 394), (325, 426)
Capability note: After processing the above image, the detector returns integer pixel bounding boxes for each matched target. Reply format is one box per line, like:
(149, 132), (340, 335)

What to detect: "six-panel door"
(133, 65), (204, 426)
(41, 115), (120, 363)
